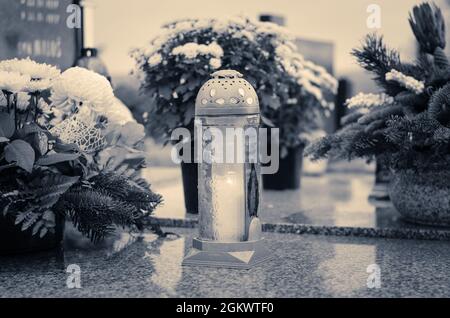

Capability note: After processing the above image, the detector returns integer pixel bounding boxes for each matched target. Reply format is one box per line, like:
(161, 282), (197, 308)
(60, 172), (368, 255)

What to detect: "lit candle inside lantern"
(210, 165), (245, 242)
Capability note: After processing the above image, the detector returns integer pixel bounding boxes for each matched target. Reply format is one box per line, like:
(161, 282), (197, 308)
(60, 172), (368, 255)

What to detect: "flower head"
(0, 57), (60, 79)
(171, 42), (224, 60)
(0, 58), (60, 93)
(0, 71), (31, 93)
(209, 58), (222, 69)
(148, 53), (163, 67)
(104, 98), (135, 125)
(50, 67), (114, 114)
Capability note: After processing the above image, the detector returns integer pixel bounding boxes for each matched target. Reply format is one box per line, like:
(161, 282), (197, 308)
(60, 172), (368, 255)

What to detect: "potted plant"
(306, 2), (450, 226)
(0, 58), (163, 254)
(132, 17), (337, 208)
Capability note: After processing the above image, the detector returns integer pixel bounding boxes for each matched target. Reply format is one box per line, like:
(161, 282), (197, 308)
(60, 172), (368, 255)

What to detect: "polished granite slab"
(1, 227), (450, 298)
(142, 167), (450, 240)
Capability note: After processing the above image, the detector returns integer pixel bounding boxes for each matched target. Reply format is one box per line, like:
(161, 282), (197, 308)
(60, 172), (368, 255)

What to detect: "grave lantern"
(182, 70), (270, 269)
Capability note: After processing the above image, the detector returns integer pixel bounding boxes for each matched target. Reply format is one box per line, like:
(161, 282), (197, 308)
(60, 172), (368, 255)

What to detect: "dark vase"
(181, 162), (198, 214)
(0, 214), (65, 255)
(263, 146), (304, 190)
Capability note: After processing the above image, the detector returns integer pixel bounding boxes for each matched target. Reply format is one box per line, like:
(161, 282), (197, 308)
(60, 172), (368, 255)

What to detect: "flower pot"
(389, 169), (450, 227)
(0, 214), (65, 255)
(263, 146), (304, 190)
(181, 162), (198, 214)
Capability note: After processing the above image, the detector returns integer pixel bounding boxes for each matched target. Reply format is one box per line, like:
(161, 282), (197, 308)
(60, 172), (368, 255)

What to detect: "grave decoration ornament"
(0, 58), (162, 253)
(306, 2), (450, 226)
(182, 70), (270, 269)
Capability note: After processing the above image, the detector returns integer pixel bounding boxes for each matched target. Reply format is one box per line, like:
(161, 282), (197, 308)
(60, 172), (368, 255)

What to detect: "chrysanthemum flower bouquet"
(133, 17), (337, 195)
(0, 58), (162, 253)
(306, 3), (450, 226)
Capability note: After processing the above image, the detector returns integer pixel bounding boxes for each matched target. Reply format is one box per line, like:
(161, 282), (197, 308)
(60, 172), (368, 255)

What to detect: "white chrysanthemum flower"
(24, 78), (53, 93)
(50, 67), (114, 114)
(148, 53), (163, 67)
(0, 71), (31, 93)
(274, 39), (338, 99)
(385, 69), (424, 94)
(275, 44), (293, 59)
(172, 43), (199, 59)
(303, 60), (338, 94)
(171, 42), (224, 60)
(299, 79), (324, 104)
(346, 93), (395, 109)
(0, 58), (60, 93)
(207, 42), (224, 58)
(209, 58), (222, 69)
(0, 57), (60, 80)
(16, 92), (31, 111)
(106, 101), (135, 125)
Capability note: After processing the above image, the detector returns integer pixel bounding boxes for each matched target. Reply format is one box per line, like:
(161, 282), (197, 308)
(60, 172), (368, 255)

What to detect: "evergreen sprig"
(429, 83), (450, 123)
(352, 34), (404, 95)
(58, 172), (163, 242)
(307, 2), (450, 171)
(409, 3), (446, 55)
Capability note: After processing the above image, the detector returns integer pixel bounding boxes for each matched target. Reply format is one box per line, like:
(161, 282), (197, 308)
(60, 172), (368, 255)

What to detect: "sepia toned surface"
(143, 166), (450, 240)
(2, 0), (450, 300)
(1, 228), (450, 297)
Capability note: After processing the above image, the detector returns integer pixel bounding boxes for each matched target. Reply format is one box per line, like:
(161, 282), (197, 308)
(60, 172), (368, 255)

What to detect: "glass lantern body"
(197, 115), (260, 242)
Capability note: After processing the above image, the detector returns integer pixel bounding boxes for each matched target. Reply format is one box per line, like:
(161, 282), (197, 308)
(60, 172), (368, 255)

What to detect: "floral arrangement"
(132, 17), (337, 155)
(306, 3), (450, 172)
(0, 58), (162, 242)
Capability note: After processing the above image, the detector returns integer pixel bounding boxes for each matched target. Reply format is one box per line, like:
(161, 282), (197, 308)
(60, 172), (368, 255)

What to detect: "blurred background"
(85, 0), (450, 165)
(93, 0), (447, 91)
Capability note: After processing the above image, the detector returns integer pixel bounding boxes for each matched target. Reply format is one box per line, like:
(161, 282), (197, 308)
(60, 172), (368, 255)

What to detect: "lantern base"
(182, 238), (271, 269)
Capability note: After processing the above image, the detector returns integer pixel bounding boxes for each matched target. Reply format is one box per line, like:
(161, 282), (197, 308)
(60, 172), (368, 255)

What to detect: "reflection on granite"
(1, 227), (450, 297)
(145, 167), (378, 226)
(143, 167), (450, 240)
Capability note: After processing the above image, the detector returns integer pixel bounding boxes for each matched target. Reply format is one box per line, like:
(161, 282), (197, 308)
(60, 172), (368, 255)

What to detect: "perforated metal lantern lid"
(195, 70), (259, 116)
